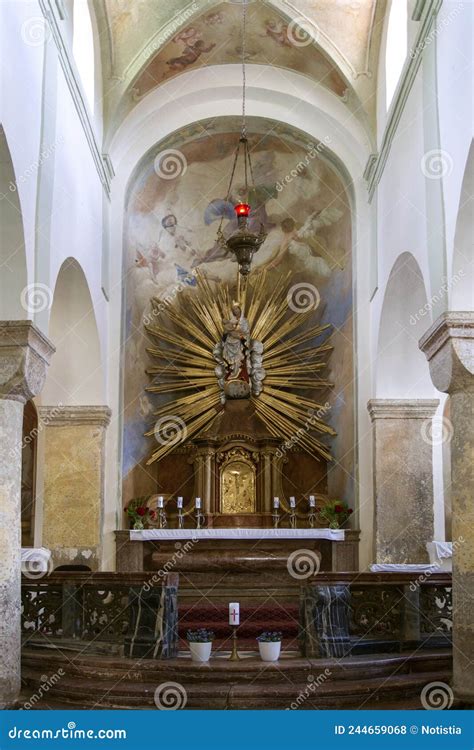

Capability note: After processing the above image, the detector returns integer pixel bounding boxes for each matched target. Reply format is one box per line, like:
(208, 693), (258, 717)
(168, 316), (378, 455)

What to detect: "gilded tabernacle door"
(219, 449), (256, 514)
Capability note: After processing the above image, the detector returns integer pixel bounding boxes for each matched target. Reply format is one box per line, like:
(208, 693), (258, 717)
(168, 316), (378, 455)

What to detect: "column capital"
(419, 312), (474, 394)
(367, 399), (440, 421)
(0, 321), (55, 403)
(38, 405), (112, 427)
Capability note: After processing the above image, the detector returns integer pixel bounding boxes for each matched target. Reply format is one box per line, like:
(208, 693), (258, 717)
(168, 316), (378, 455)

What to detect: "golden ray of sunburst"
(144, 269), (335, 465)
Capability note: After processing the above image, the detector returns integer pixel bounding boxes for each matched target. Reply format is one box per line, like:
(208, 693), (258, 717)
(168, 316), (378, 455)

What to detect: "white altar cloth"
(426, 541), (452, 571)
(370, 563), (441, 573)
(130, 528), (345, 541)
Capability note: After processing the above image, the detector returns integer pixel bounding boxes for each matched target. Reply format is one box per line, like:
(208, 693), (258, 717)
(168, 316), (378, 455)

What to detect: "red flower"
(149, 510), (157, 520)
(334, 504), (343, 513)
(136, 506), (147, 516)
(348, 508), (353, 514)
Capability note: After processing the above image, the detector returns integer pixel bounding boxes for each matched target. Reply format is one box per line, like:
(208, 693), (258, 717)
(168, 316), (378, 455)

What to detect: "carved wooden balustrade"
(21, 572), (179, 659)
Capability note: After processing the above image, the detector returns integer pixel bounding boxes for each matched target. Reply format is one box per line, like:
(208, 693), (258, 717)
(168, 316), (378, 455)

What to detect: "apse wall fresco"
(122, 117), (354, 505)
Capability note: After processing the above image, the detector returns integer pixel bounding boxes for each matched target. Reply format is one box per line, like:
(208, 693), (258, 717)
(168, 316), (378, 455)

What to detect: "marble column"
(0, 321), (54, 707)
(367, 399), (439, 563)
(419, 312), (474, 702)
(38, 406), (111, 570)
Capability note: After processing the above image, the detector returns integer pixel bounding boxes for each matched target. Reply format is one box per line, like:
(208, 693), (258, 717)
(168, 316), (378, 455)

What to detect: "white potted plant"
(257, 631), (282, 662)
(186, 628), (215, 662)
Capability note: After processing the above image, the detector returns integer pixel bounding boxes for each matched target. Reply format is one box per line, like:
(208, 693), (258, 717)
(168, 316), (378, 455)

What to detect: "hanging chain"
(241, 0), (247, 140)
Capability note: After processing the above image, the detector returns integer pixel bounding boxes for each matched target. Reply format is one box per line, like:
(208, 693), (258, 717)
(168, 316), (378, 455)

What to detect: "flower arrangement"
(317, 499), (353, 529)
(256, 631), (283, 642)
(186, 628), (215, 643)
(125, 497), (156, 530)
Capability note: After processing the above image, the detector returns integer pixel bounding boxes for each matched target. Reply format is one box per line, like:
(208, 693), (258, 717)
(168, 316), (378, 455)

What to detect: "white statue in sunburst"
(213, 301), (265, 402)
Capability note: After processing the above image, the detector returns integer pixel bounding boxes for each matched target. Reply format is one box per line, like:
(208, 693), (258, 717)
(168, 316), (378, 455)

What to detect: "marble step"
(20, 667), (453, 710)
(22, 648), (452, 686)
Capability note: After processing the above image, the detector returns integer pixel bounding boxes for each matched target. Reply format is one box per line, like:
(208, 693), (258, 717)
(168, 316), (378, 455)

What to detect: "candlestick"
(229, 602), (240, 626)
(157, 496), (164, 508)
(308, 496), (316, 528)
(177, 497), (184, 529)
(195, 497), (201, 509)
(229, 626), (240, 661)
(289, 496), (296, 508)
(272, 500), (280, 529)
(309, 495), (316, 508)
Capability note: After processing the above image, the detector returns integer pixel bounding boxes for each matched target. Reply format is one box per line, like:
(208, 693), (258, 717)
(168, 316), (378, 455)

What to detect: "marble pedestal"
(367, 399), (439, 563)
(0, 321), (54, 707)
(420, 313), (474, 702)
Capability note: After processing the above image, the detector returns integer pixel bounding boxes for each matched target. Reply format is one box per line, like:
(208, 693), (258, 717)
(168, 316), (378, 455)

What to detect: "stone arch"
(42, 258), (103, 405)
(0, 125), (28, 320)
(451, 141), (473, 310)
(376, 252), (433, 397)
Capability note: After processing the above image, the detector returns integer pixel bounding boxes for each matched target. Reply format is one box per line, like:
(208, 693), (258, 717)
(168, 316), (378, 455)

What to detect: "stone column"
(0, 321), (54, 707)
(367, 399), (439, 563)
(419, 313), (474, 702)
(38, 406), (111, 571)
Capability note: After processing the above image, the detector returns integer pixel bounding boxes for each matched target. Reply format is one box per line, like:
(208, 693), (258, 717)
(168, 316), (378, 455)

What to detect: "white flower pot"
(188, 641), (213, 662)
(258, 640), (281, 662)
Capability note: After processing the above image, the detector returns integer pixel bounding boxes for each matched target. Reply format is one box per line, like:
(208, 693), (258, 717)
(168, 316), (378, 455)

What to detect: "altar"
(115, 527), (359, 574)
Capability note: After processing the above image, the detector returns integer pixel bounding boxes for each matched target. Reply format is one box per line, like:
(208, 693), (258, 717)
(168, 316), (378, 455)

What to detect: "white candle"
(289, 496), (296, 508)
(273, 497), (279, 509)
(229, 602), (240, 626)
(195, 497), (201, 509)
(177, 497), (183, 509)
(157, 496), (164, 508)
(309, 496), (316, 508)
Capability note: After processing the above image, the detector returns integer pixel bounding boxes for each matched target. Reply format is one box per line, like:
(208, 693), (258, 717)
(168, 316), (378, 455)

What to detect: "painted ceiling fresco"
(103, 0), (380, 82)
(130, 2), (348, 101)
(122, 116), (354, 505)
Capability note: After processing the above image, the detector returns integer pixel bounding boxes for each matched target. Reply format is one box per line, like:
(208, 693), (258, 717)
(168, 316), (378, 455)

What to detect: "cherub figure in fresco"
(205, 11), (224, 26)
(134, 243), (165, 281)
(264, 207), (344, 276)
(263, 19), (292, 48)
(167, 27), (216, 72)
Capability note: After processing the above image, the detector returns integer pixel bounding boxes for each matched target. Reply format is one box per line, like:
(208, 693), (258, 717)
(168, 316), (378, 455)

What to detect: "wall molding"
(364, 0), (443, 201)
(39, 0), (113, 197)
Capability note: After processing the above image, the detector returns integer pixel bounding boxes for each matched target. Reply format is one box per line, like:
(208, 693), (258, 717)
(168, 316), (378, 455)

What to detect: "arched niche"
(0, 125), (28, 320)
(451, 142), (473, 310)
(42, 258), (103, 405)
(121, 115), (355, 508)
(376, 252), (433, 397)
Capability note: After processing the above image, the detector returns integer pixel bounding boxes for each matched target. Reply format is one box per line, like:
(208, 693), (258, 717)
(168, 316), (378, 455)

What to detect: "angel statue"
(213, 301), (265, 402)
